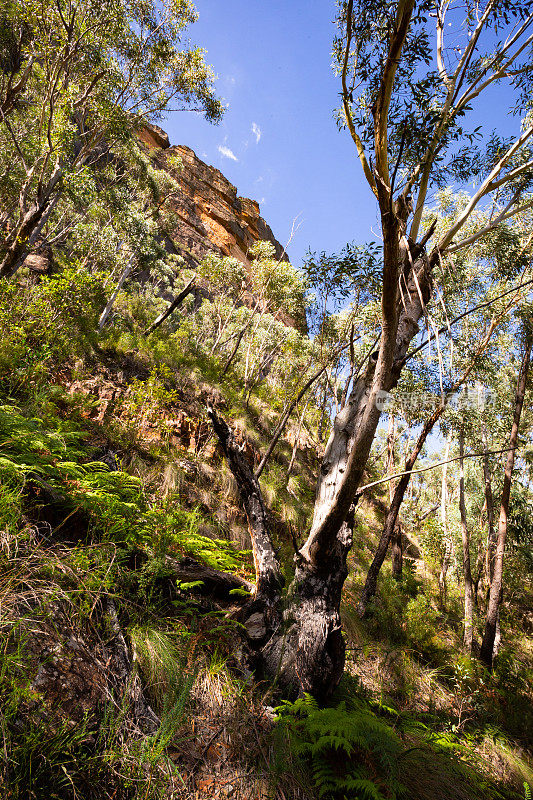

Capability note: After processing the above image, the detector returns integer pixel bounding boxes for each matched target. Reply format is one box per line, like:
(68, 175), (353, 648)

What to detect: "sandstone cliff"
(141, 122), (286, 271)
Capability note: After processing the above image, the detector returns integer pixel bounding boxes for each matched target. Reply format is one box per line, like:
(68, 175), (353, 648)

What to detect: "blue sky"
(164, 1), (522, 270)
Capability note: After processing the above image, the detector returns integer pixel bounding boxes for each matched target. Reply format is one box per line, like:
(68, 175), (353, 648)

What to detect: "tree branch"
(341, 0), (378, 196)
(357, 445), (521, 494)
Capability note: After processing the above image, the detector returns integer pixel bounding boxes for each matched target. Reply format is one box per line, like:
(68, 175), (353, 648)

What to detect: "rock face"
(148, 136), (286, 270)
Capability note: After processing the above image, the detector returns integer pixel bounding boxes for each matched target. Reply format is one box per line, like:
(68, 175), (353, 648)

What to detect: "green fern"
(275, 695), (406, 799)
(0, 403), (246, 571)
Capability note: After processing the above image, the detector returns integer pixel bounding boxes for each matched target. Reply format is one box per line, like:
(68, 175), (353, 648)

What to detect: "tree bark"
(438, 434), (453, 609)
(459, 428), (474, 652)
(0, 164), (62, 279)
(221, 322), (250, 376)
(391, 521), (403, 579)
(482, 428), (496, 587)
(300, 245), (433, 569)
(480, 338), (531, 668)
(208, 407), (354, 697)
(206, 407), (284, 611)
(472, 533), (486, 609)
(260, 507), (355, 698)
(209, 246), (434, 697)
(98, 255), (135, 331)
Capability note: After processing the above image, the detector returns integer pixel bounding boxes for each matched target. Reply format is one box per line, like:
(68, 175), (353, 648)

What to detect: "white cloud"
(251, 122), (262, 144)
(217, 145), (238, 162)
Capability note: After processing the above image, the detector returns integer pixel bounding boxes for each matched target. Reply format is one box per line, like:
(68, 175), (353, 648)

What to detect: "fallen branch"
(144, 276), (196, 335)
(164, 555), (254, 599)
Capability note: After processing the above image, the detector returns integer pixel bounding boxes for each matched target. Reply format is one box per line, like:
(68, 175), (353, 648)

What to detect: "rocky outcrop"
(145, 134), (286, 270)
(137, 120), (170, 150)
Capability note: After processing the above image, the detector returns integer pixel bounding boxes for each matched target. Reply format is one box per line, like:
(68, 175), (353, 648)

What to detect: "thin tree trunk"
(210, 293), (244, 354)
(221, 326), (247, 376)
(482, 428), (497, 587)
(417, 502), (439, 523)
(144, 277), (195, 335)
(459, 427), (474, 652)
(358, 402), (444, 615)
(359, 309), (498, 618)
(98, 255), (135, 331)
(472, 532), (486, 609)
(480, 338), (531, 668)
(391, 521), (403, 579)
(317, 382), (328, 443)
(439, 434), (452, 609)
(220, 305), (262, 377)
(287, 398), (311, 478)
(387, 416), (403, 580)
(386, 413), (396, 503)
(256, 361), (331, 479)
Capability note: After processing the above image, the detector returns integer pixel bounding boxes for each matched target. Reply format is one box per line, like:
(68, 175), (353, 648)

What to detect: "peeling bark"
(206, 407), (284, 610)
(301, 246), (433, 567)
(209, 244), (434, 697)
(261, 508), (354, 698)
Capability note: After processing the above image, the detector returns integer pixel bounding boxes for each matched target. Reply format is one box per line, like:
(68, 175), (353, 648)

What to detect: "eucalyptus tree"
(210, 0), (533, 697)
(357, 202), (533, 616)
(0, 0), (222, 279)
(480, 325), (532, 668)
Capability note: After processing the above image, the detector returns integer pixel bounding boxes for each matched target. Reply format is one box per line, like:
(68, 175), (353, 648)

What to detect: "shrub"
(404, 594), (441, 653)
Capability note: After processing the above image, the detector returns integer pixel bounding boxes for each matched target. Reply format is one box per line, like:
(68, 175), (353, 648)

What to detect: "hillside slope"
(1, 138), (532, 800)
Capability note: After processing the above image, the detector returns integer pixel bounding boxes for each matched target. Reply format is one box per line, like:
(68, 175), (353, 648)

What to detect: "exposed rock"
(244, 612), (267, 641)
(135, 126), (307, 332)
(152, 143), (286, 269)
(137, 120), (170, 150)
(23, 252), (50, 273)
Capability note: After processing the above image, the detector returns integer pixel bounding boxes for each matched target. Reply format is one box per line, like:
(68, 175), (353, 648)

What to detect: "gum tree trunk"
(0, 164), (62, 279)
(438, 434), (453, 609)
(391, 521), (403, 579)
(480, 339), (531, 669)
(459, 428), (474, 652)
(206, 0), (426, 698)
(482, 429), (496, 586)
(209, 243), (434, 697)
